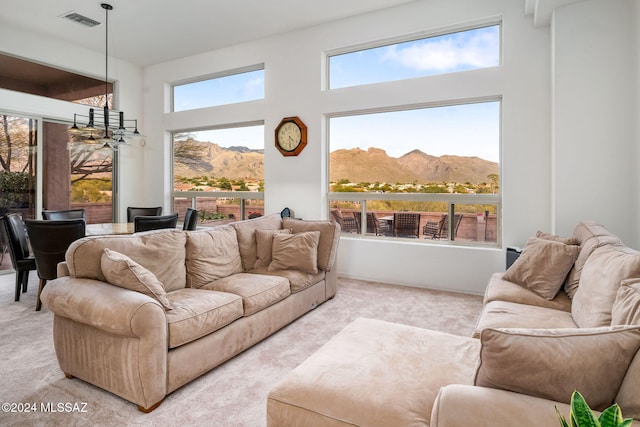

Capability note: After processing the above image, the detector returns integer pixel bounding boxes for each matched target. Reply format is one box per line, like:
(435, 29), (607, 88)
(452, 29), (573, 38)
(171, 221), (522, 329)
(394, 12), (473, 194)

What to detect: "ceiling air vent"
(60, 11), (101, 28)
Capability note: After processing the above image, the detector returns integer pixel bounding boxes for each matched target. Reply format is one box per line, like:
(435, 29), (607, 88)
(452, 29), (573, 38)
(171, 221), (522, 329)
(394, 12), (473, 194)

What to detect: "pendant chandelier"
(68, 3), (140, 150)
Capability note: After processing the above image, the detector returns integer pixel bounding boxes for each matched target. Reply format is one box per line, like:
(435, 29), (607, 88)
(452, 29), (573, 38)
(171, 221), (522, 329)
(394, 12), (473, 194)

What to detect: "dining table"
(86, 222), (135, 236)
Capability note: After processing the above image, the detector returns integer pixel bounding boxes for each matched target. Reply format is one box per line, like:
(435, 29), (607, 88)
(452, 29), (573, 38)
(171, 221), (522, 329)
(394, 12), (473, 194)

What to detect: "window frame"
(171, 64), (265, 112)
(325, 20), (502, 90)
(326, 97), (502, 247)
(169, 123), (265, 220)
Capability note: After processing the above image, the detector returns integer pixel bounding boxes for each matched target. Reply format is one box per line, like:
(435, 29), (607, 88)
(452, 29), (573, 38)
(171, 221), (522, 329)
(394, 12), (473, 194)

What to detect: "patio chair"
(183, 208), (199, 231)
(42, 208), (86, 220)
(25, 219), (86, 311)
(330, 209), (358, 233)
(127, 206), (163, 222)
(0, 214), (37, 302)
(423, 213), (463, 240)
(134, 213), (179, 233)
(353, 212), (390, 236)
(393, 212), (421, 238)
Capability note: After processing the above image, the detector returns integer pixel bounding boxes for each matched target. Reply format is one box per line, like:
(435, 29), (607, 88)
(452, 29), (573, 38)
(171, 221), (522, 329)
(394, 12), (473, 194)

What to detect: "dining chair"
(0, 214), (37, 302)
(183, 208), (199, 231)
(25, 219), (86, 311)
(134, 213), (179, 233)
(127, 206), (163, 222)
(42, 208), (86, 220)
(393, 212), (421, 238)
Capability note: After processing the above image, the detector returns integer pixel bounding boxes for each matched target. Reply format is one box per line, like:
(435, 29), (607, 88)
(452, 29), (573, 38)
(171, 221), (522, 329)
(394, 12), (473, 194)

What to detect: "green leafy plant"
(557, 391), (633, 427)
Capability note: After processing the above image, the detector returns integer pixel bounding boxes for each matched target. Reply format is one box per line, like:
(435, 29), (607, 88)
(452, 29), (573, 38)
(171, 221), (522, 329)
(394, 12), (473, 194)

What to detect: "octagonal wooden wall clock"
(275, 116), (307, 156)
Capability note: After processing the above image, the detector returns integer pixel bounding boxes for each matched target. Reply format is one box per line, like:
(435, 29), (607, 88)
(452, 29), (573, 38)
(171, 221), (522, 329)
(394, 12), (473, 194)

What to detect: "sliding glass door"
(0, 114), (115, 272)
(0, 114), (37, 220)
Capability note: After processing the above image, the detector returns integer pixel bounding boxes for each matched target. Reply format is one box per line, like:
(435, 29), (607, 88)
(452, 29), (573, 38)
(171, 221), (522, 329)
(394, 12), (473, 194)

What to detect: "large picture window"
(172, 124), (264, 222)
(328, 100), (500, 245)
(329, 24), (500, 89)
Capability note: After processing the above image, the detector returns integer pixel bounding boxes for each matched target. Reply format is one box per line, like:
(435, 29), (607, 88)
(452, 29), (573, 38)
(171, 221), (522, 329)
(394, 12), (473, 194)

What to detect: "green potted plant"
(557, 391), (633, 427)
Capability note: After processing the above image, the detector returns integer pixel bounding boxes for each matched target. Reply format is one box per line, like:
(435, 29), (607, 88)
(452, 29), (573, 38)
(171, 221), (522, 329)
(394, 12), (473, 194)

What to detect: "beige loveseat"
(267, 221), (640, 426)
(41, 214), (340, 412)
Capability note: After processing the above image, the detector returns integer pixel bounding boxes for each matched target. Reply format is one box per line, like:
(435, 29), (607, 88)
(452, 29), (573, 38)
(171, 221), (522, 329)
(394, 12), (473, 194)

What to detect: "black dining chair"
(0, 214), (37, 302)
(42, 208), (86, 221)
(134, 213), (179, 233)
(127, 206), (163, 222)
(183, 208), (199, 231)
(25, 219), (86, 311)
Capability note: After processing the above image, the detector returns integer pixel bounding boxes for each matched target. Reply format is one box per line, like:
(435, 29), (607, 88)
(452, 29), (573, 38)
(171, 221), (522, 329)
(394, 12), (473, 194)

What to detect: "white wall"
(144, 0), (551, 294)
(551, 0), (638, 245)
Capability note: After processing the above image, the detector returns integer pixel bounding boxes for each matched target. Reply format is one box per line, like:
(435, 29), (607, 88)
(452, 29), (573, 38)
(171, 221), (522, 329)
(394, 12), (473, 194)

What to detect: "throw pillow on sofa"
(535, 230), (579, 246)
(572, 244), (640, 328)
(100, 248), (173, 310)
(611, 278), (640, 326)
(185, 225), (244, 288)
(268, 231), (320, 274)
(474, 326), (640, 411)
(502, 237), (579, 300)
(254, 228), (292, 269)
(564, 221), (623, 299)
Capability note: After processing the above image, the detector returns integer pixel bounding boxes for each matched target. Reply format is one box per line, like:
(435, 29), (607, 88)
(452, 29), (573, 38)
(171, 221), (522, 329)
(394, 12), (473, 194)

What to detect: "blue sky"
(176, 25), (500, 163)
(330, 101), (500, 162)
(330, 25), (499, 88)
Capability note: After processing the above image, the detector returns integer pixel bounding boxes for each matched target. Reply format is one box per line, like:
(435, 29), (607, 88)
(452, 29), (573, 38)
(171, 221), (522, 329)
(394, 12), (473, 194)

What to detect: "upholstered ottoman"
(266, 318), (480, 427)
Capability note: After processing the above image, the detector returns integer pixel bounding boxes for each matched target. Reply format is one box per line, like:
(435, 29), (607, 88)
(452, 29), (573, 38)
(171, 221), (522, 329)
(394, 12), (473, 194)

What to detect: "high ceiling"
(0, 0), (419, 67)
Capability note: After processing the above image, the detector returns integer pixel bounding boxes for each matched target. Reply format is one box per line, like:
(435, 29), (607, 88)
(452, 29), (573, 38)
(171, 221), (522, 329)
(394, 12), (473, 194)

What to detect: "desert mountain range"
(173, 140), (498, 184)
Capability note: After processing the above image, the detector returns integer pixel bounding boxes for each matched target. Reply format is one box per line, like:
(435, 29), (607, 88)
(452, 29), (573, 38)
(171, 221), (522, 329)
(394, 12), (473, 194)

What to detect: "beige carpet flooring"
(0, 270), (482, 427)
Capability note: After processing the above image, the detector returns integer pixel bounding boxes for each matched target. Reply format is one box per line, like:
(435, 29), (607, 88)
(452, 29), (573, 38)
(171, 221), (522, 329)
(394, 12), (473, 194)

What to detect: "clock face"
(275, 116), (307, 156)
(277, 122), (301, 151)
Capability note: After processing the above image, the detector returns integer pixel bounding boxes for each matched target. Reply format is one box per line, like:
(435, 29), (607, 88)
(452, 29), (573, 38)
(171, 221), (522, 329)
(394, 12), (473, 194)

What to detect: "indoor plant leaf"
(556, 406), (570, 427)
(598, 404), (623, 427)
(570, 391), (600, 427)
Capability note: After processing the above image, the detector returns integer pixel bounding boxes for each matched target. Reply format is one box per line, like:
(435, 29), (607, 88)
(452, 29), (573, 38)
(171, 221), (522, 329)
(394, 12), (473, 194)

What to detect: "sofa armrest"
(431, 384), (640, 427)
(41, 276), (167, 338)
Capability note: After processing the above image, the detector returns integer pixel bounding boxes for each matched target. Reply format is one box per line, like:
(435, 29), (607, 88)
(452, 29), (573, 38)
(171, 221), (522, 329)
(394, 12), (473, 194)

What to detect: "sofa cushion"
(611, 279), (640, 326)
(268, 231), (320, 274)
(250, 267), (325, 293)
(283, 218), (339, 272)
(165, 288), (243, 348)
(572, 244), (640, 328)
(202, 273), (291, 316)
(253, 228), (292, 269)
(502, 237), (579, 300)
(66, 229), (187, 292)
(232, 214), (283, 271)
(100, 248), (173, 310)
(473, 300), (576, 338)
(185, 225), (243, 288)
(536, 230), (579, 245)
(565, 221), (622, 298)
(615, 347), (640, 420)
(474, 326), (640, 411)
(483, 273), (571, 312)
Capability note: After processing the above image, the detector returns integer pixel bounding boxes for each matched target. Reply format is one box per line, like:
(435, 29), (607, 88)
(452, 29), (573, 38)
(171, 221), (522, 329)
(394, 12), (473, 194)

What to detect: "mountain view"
(330, 148), (497, 184)
(173, 139), (498, 187)
(173, 139), (264, 180)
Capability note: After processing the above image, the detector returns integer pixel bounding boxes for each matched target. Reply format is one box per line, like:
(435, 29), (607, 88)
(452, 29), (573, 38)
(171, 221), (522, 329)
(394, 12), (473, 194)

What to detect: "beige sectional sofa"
(267, 221), (640, 426)
(41, 214), (340, 412)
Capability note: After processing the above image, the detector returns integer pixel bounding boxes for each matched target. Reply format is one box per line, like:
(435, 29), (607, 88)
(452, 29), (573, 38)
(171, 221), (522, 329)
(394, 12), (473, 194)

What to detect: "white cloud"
(381, 29), (499, 72)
